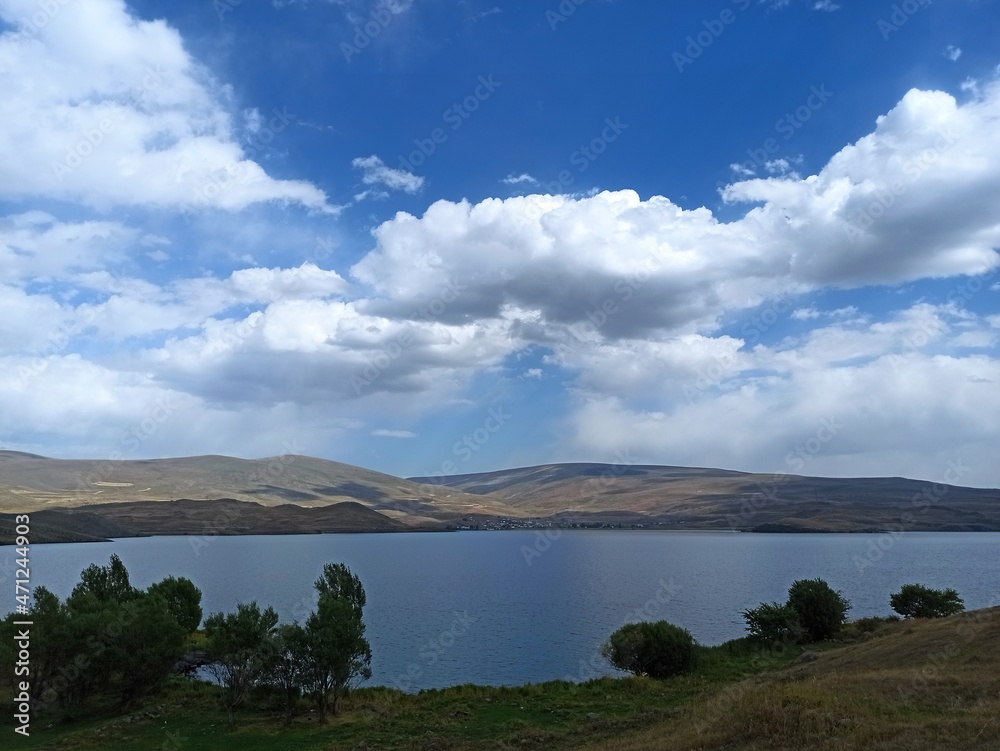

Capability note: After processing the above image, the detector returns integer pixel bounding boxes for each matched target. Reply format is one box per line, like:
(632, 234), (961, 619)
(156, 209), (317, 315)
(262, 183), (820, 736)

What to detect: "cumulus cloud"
(354, 70), (1000, 336)
(0, 0), (333, 212)
(4, 9), (1000, 488)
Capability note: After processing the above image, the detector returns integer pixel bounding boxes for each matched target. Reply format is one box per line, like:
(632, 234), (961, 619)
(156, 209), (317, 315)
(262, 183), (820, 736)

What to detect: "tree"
(314, 563), (366, 620)
(742, 601), (805, 644)
(600, 621), (698, 679)
(786, 579), (851, 642)
(106, 595), (186, 708)
(303, 593), (372, 720)
(147, 576), (203, 632)
(69, 554), (139, 606)
(890, 584), (965, 619)
(265, 623), (310, 726)
(204, 602), (279, 725)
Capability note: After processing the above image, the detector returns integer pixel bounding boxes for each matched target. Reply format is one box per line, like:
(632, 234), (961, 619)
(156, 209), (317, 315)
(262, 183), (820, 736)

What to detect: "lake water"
(12, 530), (1000, 691)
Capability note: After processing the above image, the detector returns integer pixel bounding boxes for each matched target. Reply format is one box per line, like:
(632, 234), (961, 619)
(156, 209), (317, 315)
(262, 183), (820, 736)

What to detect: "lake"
(13, 530), (1000, 691)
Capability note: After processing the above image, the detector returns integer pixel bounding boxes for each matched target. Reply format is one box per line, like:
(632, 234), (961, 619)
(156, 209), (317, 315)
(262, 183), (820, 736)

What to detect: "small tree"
(600, 621), (698, 679)
(204, 602), (279, 725)
(108, 595), (187, 708)
(742, 601), (805, 644)
(314, 563), (366, 620)
(69, 555), (139, 606)
(786, 579), (851, 642)
(303, 593), (372, 720)
(266, 623), (310, 726)
(147, 576), (203, 632)
(890, 584), (965, 619)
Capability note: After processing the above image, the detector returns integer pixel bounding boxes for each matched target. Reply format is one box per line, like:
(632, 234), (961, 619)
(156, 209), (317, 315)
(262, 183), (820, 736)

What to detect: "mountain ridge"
(1, 453), (998, 541)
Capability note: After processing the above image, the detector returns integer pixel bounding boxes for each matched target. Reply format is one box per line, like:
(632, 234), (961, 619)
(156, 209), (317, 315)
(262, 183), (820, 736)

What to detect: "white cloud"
(352, 155), (424, 194)
(0, 0), (333, 212)
(502, 173), (538, 185)
(352, 78), (1000, 342)
(945, 45), (963, 62)
(372, 429), (417, 438)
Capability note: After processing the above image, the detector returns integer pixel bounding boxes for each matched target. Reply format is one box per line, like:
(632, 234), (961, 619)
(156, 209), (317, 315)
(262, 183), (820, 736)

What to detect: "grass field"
(6, 608), (998, 750)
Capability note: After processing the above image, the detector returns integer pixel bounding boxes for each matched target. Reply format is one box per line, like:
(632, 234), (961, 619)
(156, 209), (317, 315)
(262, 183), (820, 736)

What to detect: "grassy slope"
(10, 608), (999, 750)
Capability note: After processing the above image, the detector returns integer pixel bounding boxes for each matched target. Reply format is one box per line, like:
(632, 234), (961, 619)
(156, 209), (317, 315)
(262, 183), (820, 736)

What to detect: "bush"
(742, 602), (805, 644)
(600, 621), (698, 679)
(890, 584), (965, 619)
(786, 579), (851, 642)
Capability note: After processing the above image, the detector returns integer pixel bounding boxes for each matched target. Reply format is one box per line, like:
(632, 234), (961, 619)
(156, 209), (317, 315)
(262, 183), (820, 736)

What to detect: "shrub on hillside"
(786, 579), (851, 642)
(742, 602), (805, 644)
(600, 621), (698, 679)
(890, 584), (965, 619)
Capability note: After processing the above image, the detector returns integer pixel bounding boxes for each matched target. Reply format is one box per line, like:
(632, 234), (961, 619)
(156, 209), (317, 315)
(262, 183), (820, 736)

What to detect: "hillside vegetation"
(6, 607), (997, 750)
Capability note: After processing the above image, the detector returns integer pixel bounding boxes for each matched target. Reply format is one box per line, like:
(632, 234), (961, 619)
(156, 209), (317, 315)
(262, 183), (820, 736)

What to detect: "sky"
(2, 0), (1000, 487)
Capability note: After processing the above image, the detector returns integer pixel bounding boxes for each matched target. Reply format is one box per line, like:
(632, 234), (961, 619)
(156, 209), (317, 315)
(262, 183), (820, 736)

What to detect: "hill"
(409, 462), (1000, 531)
(0, 452), (520, 530)
(2, 453), (998, 540)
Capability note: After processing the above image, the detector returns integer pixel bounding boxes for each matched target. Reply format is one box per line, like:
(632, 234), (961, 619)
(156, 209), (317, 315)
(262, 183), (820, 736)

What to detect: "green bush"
(786, 579), (851, 642)
(890, 584), (965, 619)
(742, 601), (805, 644)
(600, 621), (698, 679)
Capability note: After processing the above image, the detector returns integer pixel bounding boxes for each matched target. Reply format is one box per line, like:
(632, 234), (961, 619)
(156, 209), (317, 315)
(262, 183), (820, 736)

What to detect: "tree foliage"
(303, 593), (372, 720)
(204, 601), (279, 725)
(1, 559), (197, 713)
(600, 621), (698, 679)
(890, 584), (965, 619)
(69, 554), (139, 607)
(265, 623), (310, 726)
(786, 579), (851, 642)
(314, 563), (367, 620)
(147, 576), (203, 632)
(741, 601), (805, 644)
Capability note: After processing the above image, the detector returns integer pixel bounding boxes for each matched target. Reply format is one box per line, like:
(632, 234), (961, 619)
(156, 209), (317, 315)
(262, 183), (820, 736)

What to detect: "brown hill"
(409, 463), (1000, 531)
(0, 452), (520, 527)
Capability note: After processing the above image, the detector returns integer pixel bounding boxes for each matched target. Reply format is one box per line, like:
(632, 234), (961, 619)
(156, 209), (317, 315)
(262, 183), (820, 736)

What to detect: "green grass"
(5, 638), (809, 751)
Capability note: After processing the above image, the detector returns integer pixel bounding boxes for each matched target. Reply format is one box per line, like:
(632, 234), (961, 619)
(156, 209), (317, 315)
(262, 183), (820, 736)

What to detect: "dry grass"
(579, 607), (1000, 751)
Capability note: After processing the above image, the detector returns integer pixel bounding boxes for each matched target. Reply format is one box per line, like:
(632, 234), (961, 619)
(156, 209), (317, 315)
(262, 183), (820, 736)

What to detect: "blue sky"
(2, 0), (1000, 486)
